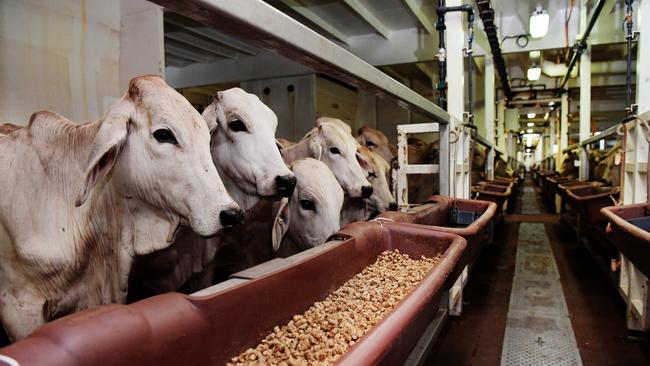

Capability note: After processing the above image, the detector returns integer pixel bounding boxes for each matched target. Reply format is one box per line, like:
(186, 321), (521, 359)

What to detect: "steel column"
(579, 0), (591, 181)
(485, 58), (496, 181)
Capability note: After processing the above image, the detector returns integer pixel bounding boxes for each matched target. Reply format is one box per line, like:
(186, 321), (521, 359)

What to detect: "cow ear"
(272, 198), (291, 251)
(356, 150), (370, 172)
(202, 99), (219, 134)
(307, 125), (324, 160)
(75, 100), (131, 207)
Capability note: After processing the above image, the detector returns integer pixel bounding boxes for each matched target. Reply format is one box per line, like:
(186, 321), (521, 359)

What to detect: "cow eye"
(300, 199), (315, 211)
(329, 147), (341, 155)
(153, 129), (178, 145)
(228, 119), (247, 132)
(368, 171), (377, 179)
(366, 140), (376, 147)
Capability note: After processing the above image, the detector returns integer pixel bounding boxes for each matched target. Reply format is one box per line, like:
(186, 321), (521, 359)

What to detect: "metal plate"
(501, 188), (582, 366)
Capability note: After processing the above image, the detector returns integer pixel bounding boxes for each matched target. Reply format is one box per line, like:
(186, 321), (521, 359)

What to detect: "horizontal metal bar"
(397, 122), (440, 134)
(150, 0), (450, 123)
(475, 133), (494, 149)
(579, 124), (621, 146)
(507, 97), (562, 106)
(562, 143), (579, 153)
(404, 164), (440, 174)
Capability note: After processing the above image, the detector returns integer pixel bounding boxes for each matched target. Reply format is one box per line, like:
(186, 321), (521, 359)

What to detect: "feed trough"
(544, 176), (576, 212)
(565, 185), (620, 227)
(378, 195), (496, 277)
(0, 222), (466, 366)
(471, 183), (511, 218)
(601, 203), (650, 278)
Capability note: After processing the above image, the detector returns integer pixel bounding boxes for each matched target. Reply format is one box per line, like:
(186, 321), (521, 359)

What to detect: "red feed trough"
(0, 222), (465, 366)
(601, 203), (650, 279)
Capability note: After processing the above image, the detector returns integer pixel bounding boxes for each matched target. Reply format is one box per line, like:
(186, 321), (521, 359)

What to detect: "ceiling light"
(527, 65), (542, 81)
(527, 129), (534, 133)
(527, 112), (536, 118)
(529, 7), (549, 39)
(529, 50), (541, 59)
(549, 101), (555, 106)
(527, 122), (535, 127)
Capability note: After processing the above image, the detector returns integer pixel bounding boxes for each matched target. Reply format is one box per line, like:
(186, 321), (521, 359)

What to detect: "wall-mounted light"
(527, 112), (536, 118)
(530, 7), (549, 39)
(527, 65), (542, 81)
(549, 101), (555, 106)
(527, 122), (535, 127)
(527, 129), (534, 133)
(529, 50), (541, 59)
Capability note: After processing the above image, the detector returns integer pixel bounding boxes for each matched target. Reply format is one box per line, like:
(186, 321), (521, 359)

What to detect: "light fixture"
(549, 101), (555, 106)
(529, 50), (541, 59)
(527, 65), (542, 81)
(527, 122), (535, 127)
(527, 112), (536, 118)
(529, 7), (549, 39)
(527, 129), (534, 133)
(520, 130), (525, 134)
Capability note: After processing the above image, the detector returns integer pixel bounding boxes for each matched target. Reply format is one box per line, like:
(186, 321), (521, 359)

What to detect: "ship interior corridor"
(428, 175), (650, 366)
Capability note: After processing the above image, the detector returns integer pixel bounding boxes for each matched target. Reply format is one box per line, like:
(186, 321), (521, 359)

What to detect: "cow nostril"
(219, 208), (244, 228)
(275, 174), (297, 197)
(361, 185), (373, 198)
(389, 202), (398, 211)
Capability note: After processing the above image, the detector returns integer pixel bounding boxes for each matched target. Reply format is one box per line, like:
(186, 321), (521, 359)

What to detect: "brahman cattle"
(282, 117), (372, 198)
(128, 88), (296, 299)
(0, 75), (241, 340)
(340, 147), (396, 226)
(356, 125), (396, 164)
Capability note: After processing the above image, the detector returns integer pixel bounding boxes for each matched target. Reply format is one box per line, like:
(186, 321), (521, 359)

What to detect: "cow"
(593, 144), (621, 187)
(356, 126), (396, 164)
(128, 88), (296, 299)
(282, 117), (372, 198)
(340, 147), (396, 226)
(406, 137), (439, 203)
(0, 75), (242, 341)
(471, 144), (487, 185)
(273, 159), (345, 255)
(0, 123), (21, 136)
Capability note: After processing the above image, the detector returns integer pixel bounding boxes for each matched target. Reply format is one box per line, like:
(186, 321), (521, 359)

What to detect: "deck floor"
(426, 177), (650, 366)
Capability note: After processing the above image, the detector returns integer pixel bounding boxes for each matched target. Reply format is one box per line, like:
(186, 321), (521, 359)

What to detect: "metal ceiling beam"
(342, 0), (390, 39)
(164, 17), (258, 56)
(165, 43), (215, 63)
(150, 0), (450, 123)
(402, 0), (436, 34)
(165, 31), (239, 59)
(278, 0), (349, 44)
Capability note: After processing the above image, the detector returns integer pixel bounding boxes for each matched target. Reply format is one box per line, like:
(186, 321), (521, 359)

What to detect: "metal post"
(485, 58), (496, 181)
(560, 93), (569, 152)
(497, 99), (506, 152)
(549, 120), (556, 171)
(579, 0), (591, 181)
(620, 0), (650, 333)
(446, 0), (469, 199)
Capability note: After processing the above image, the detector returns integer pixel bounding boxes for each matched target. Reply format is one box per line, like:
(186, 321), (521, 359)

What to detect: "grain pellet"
(227, 250), (441, 366)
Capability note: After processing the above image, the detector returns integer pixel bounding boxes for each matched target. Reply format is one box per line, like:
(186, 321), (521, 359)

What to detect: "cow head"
(203, 89), (295, 207)
(306, 118), (372, 198)
(272, 159), (344, 251)
(76, 75), (242, 238)
(356, 126), (395, 163)
(357, 147), (396, 212)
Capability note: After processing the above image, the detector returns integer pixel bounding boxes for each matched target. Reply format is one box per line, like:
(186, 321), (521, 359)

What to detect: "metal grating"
(501, 186), (582, 366)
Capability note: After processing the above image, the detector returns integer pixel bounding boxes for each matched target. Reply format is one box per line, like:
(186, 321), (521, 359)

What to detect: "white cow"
(340, 147), (396, 226)
(273, 158), (345, 255)
(282, 117), (372, 198)
(127, 88), (296, 298)
(0, 75), (241, 341)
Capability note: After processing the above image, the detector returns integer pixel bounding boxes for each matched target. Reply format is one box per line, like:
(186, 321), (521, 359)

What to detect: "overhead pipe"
(436, 1), (476, 124)
(475, 0), (513, 101)
(558, 0), (607, 90)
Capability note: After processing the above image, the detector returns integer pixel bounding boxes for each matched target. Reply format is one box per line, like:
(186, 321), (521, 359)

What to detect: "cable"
(501, 34), (529, 48)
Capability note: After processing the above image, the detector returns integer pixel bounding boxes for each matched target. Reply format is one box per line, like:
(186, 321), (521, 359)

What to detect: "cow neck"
(340, 197), (369, 226)
(217, 169), (259, 212)
(282, 137), (312, 164)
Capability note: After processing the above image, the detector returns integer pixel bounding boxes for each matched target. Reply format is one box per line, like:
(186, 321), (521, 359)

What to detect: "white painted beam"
(342, 0), (390, 39)
(279, 0), (349, 44)
(402, 0), (436, 34)
(485, 57), (495, 180)
(578, 0), (591, 180)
